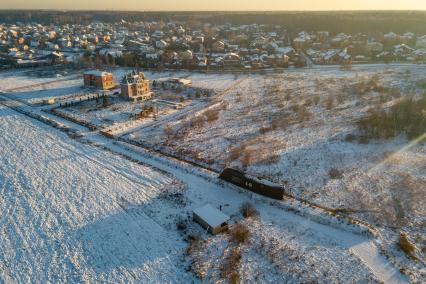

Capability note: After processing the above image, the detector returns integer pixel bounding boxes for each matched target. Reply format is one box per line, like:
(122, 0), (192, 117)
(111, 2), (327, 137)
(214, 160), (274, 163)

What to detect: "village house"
(83, 70), (115, 90)
(157, 77), (192, 89)
(212, 40), (225, 52)
(120, 70), (152, 102)
(416, 36), (426, 49)
(221, 52), (242, 67)
(193, 204), (230, 234)
(0, 18), (424, 71)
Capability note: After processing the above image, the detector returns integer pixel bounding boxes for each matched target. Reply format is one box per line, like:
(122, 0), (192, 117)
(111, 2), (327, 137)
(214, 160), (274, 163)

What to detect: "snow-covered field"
(129, 65), (425, 213)
(55, 87), (204, 132)
(0, 105), (197, 283)
(0, 102), (408, 283)
(122, 65), (426, 280)
(0, 68), (190, 106)
(0, 65), (423, 283)
(0, 69), (72, 91)
(0, 69), (83, 104)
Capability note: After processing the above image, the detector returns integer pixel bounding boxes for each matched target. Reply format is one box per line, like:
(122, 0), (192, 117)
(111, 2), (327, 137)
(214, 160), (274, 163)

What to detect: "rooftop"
(193, 204), (230, 228)
(84, 70), (111, 77)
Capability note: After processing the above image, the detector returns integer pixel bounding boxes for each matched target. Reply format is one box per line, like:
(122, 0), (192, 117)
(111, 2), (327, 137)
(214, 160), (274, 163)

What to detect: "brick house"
(83, 70), (115, 90)
(120, 71), (152, 102)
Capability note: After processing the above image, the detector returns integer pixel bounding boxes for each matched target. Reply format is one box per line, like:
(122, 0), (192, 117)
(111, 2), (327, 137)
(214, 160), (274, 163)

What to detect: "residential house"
(83, 70), (115, 90)
(120, 70), (151, 102)
(193, 204), (230, 235)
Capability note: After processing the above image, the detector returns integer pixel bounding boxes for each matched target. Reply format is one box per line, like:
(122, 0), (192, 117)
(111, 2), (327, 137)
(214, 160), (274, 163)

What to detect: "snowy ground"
(0, 105), (197, 283)
(126, 68), (425, 212)
(0, 65), (421, 283)
(0, 69), (84, 105)
(55, 86), (206, 132)
(0, 67), (190, 106)
(119, 65), (426, 281)
(0, 101), (406, 283)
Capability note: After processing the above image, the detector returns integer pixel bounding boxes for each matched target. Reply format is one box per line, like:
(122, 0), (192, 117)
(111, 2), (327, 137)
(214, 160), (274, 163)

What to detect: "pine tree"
(102, 96), (109, 108)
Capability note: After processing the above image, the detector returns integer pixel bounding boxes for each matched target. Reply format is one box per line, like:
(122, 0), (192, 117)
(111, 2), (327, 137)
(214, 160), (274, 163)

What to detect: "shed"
(193, 204), (230, 234)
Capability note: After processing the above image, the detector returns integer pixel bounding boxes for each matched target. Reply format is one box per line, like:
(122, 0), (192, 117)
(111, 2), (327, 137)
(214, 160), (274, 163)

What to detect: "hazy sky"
(0, 0), (425, 11)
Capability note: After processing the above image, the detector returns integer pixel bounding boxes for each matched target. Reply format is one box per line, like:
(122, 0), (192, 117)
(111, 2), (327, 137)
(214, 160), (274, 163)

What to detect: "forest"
(1, 10), (426, 34)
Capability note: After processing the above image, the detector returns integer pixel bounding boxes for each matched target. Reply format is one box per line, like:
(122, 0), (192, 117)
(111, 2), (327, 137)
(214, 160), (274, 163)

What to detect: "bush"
(304, 98), (313, 107)
(325, 96), (334, 110)
(329, 168), (343, 179)
(185, 235), (201, 255)
(259, 126), (272, 134)
(229, 271), (240, 284)
(358, 136), (370, 144)
(240, 202), (259, 218)
(102, 96), (110, 108)
(228, 145), (244, 162)
(241, 148), (254, 168)
(230, 223), (251, 244)
(285, 94), (292, 101)
(220, 246), (241, 284)
(176, 221), (187, 231)
(297, 106), (313, 122)
(416, 79), (426, 89)
(271, 113), (291, 130)
(345, 133), (355, 142)
(358, 95), (426, 140)
(163, 125), (174, 137)
(337, 93), (345, 104)
(189, 116), (205, 128)
(290, 104), (299, 113)
(204, 108), (220, 122)
(313, 96), (320, 105)
(397, 233), (416, 259)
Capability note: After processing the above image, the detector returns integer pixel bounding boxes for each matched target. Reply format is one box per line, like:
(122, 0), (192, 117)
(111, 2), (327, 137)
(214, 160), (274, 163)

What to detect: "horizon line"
(0, 9), (426, 12)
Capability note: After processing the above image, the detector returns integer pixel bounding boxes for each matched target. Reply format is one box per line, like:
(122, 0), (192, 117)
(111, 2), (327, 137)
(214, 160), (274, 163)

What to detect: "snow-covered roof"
(384, 32), (398, 39)
(161, 77), (192, 86)
(84, 70), (111, 77)
(276, 46), (294, 55)
(121, 71), (147, 85)
(223, 52), (240, 60)
(193, 204), (229, 228)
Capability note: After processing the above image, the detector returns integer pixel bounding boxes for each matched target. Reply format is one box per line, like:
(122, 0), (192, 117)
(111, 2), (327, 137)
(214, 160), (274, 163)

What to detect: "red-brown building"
(83, 70), (115, 90)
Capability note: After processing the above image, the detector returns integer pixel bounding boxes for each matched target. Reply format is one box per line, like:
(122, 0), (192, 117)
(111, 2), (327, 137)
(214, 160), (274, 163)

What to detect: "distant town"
(1, 19), (426, 71)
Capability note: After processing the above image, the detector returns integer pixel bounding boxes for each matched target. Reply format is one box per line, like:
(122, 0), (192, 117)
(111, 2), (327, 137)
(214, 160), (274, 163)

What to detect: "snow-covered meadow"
(0, 65), (423, 283)
(125, 65), (426, 278)
(0, 105), (198, 283)
(1, 104), (403, 283)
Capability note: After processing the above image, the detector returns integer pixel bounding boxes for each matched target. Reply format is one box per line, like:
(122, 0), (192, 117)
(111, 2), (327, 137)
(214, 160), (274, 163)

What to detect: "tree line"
(2, 11), (426, 34)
